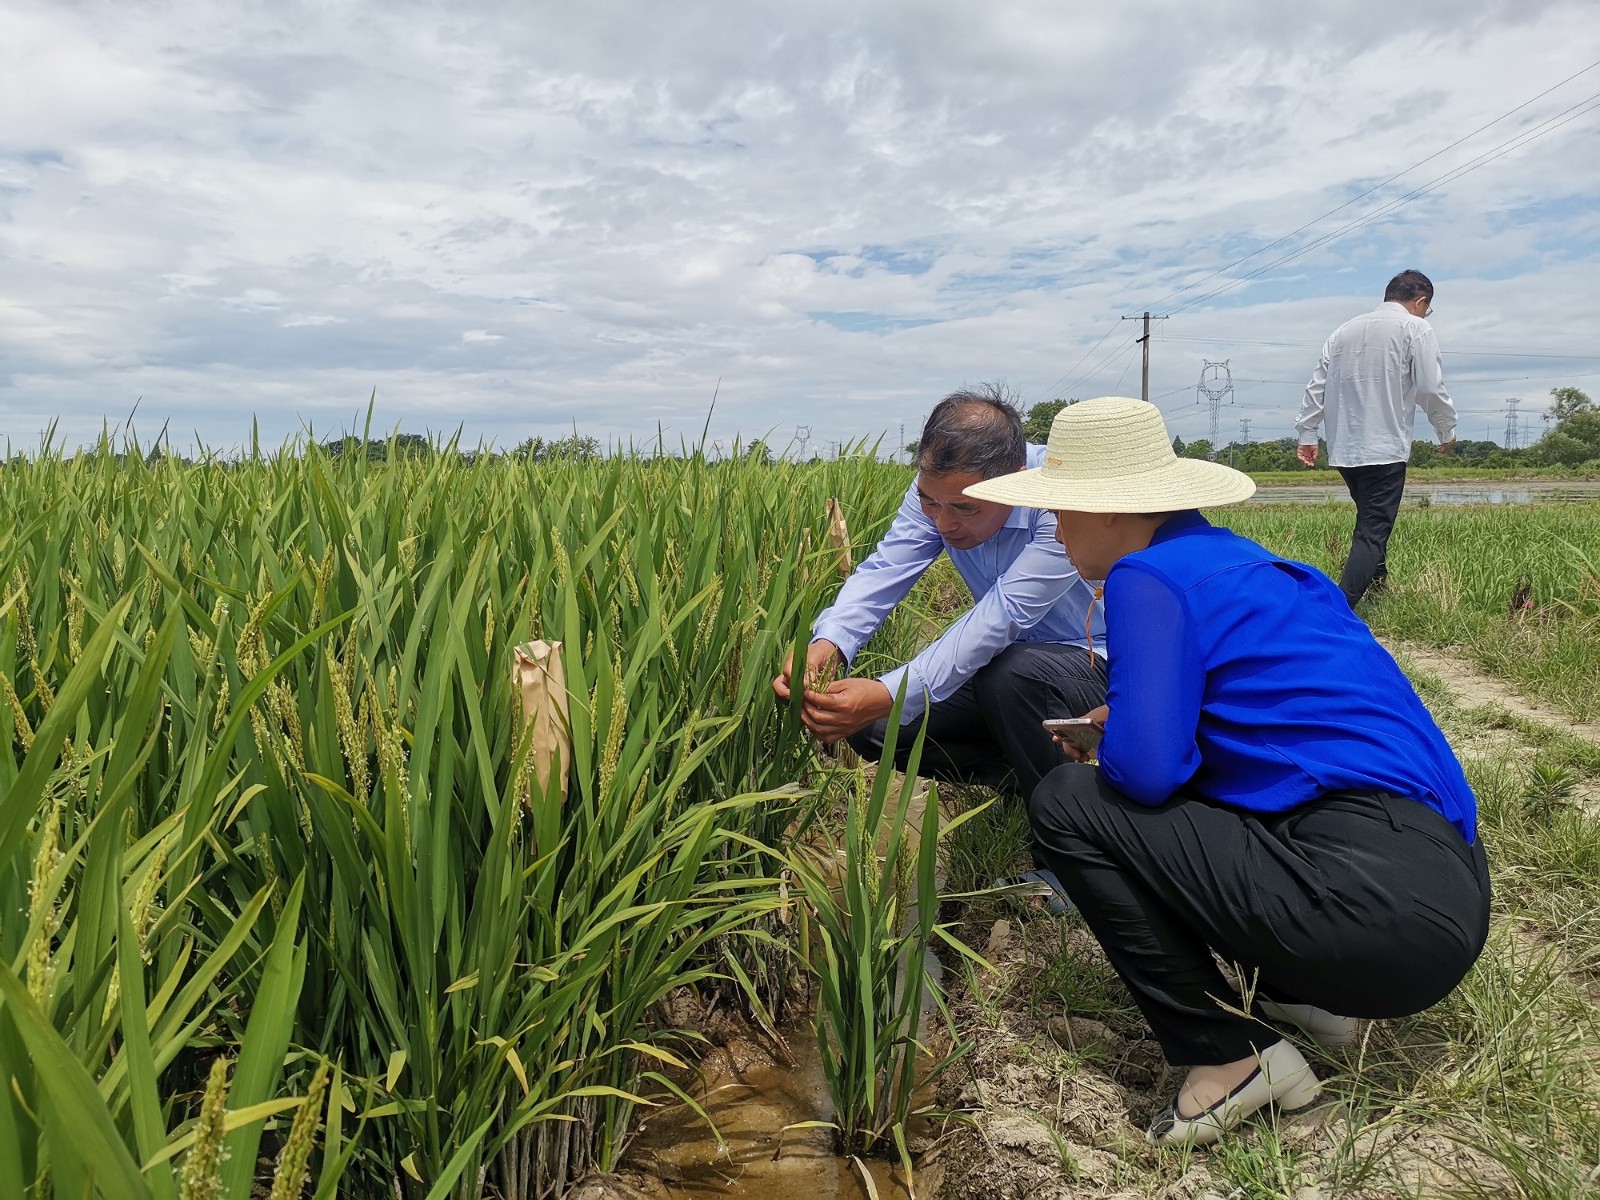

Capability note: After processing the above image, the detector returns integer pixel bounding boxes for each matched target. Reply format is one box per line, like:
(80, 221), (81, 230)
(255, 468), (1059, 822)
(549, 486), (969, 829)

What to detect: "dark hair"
(916, 384), (1026, 480)
(1384, 269), (1433, 304)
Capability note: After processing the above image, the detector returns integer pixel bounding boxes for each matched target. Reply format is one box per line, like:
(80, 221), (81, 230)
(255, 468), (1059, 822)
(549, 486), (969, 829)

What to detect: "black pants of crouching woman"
(1029, 765), (1491, 1065)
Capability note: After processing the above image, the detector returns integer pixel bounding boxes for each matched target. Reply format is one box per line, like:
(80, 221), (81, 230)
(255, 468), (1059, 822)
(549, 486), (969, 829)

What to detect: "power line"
(1054, 334), (1142, 402)
(1166, 89), (1600, 315)
(1033, 322), (1123, 402)
(1143, 57), (1600, 313)
(1109, 343), (1141, 395)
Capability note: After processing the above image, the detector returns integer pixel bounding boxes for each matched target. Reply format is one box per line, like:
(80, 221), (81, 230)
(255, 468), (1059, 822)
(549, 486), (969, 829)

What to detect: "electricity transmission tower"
(795, 425), (812, 460)
(1503, 399), (1521, 450)
(1196, 360), (1233, 459)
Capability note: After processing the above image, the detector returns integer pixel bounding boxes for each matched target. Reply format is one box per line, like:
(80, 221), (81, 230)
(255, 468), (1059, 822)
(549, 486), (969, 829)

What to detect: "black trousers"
(1029, 766), (1491, 1065)
(1336, 461), (1408, 607)
(848, 642), (1107, 802)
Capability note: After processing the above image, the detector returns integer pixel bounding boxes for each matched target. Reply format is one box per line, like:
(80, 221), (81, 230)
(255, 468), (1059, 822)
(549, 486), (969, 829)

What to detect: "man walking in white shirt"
(1295, 270), (1458, 607)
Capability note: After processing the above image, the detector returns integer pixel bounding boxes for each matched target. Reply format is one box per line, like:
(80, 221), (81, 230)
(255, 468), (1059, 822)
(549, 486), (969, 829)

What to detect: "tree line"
(1019, 387), (1600, 473)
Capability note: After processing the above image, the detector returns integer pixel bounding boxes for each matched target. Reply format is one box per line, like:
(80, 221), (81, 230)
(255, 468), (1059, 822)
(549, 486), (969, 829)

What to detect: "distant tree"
(744, 438), (773, 465)
(1171, 435), (1185, 456)
(1181, 438), (1214, 461)
(1408, 439), (1441, 467)
(1023, 400), (1070, 444)
(511, 434), (600, 463)
(1439, 439), (1506, 466)
(1550, 386), (1595, 422)
(144, 445), (192, 468)
(1559, 411), (1600, 454)
(323, 433), (438, 462)
(544, 435), (600, 462)
(1530, 408), (1600, 466)
(1534, 431), (1592, 466)
(1233, 437), (1305, 472)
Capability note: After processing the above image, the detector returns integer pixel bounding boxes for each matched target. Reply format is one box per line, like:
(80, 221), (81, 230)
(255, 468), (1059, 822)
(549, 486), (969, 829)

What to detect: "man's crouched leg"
(847, 643), (1107, 801)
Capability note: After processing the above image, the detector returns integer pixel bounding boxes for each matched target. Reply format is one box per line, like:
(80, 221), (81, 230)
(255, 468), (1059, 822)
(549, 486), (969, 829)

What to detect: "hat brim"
(964, 457), (1256, 513)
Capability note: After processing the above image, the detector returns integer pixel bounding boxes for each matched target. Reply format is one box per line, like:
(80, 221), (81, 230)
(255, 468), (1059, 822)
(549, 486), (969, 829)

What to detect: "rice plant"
(785, 687), (987, 1167)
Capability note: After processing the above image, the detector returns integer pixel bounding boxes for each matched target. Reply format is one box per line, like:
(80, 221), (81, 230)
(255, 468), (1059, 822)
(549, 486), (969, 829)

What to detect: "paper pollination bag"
(825, 497), (852, 580)
(513, 640), (571, 807)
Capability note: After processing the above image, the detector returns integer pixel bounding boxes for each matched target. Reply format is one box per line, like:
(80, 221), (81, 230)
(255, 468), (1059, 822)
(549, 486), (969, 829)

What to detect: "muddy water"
(627, 1032), (910, 1199)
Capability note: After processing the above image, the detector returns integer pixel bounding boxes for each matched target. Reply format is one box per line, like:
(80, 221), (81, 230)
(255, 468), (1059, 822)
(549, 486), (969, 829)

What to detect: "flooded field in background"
(1251, 481), (1600, 505)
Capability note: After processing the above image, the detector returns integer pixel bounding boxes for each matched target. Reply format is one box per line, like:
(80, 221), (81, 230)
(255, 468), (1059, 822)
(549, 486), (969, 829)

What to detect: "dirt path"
(1383, 638), (1600, 746)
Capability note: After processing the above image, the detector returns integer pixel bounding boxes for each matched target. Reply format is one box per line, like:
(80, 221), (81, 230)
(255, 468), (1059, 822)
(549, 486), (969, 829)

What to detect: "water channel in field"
(626, 1029), (913, 1200)
(624, 778), (944, 1200)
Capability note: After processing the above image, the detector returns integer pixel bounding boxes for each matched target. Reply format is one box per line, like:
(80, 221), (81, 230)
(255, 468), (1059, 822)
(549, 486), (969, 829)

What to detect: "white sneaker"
(1146, 1040), (1321, 1147)
(1258, 999), (1360, 1048)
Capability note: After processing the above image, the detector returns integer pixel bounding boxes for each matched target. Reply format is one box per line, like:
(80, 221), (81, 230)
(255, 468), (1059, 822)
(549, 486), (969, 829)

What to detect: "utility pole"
(1122, 311), (1169, 402)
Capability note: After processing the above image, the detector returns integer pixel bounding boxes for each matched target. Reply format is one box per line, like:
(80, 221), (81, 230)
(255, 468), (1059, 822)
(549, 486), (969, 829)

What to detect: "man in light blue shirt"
(772, 387), (1106, 801)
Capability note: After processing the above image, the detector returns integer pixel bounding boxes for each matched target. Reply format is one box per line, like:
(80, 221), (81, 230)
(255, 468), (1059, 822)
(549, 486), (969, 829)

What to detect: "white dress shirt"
(1296, 301), (1457, 468)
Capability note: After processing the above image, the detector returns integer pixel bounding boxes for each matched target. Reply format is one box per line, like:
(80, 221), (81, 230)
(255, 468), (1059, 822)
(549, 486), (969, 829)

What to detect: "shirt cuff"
(1297, 432), (1320, 446)
(875, 665), (929, 725)
(809, 620), (863, 667)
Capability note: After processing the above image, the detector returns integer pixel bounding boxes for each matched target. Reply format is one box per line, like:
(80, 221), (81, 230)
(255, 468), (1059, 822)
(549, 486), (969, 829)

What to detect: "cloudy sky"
(3, 1), (1598, 457)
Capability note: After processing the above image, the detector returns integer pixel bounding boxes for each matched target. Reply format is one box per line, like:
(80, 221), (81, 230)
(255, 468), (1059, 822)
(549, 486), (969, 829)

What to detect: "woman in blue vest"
(964, 396), (1489, 1147)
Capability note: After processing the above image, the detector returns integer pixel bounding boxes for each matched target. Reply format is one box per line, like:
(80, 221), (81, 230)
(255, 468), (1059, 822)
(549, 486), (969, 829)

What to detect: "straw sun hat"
(963, 396), (1256, 513)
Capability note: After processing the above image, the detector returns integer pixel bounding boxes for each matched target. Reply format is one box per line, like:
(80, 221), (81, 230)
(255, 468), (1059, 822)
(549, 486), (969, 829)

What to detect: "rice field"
(0, 439), (921, 1198)
(4, 445), (1599, 1200)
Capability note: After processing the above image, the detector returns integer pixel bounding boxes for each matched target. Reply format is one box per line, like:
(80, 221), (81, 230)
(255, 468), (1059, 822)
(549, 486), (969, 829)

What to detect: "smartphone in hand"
(1042, 716), (1104, 755)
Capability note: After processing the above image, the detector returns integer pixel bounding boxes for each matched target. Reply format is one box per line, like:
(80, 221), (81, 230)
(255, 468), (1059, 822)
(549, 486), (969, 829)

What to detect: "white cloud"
(1, 0), (1597, 453)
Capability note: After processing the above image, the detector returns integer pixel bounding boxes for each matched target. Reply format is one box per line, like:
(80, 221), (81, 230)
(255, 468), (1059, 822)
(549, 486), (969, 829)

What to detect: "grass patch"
(1222, 501), (1600, 721)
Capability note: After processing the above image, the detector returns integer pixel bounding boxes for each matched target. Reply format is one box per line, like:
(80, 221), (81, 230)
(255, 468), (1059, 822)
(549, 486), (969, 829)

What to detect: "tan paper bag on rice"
(513, 640), (571, 807)
(825, 497), (852, 579)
